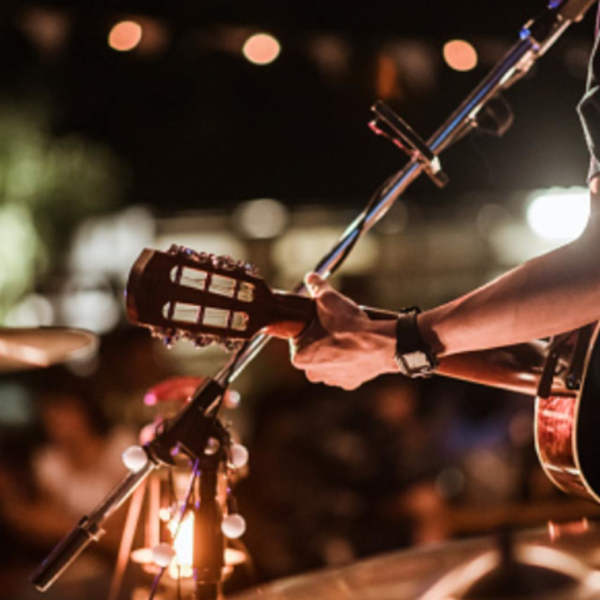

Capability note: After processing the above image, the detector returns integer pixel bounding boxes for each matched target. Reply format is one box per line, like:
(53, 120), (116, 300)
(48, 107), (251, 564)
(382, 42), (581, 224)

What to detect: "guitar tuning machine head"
(149, 326), (162, 339)
(223, 339), (244, 352)
(193, 334), (216, 348)
(149, 326), (172, 341)
(168, 245), (213, 265)
(236, 260), (259, 277)
(215, 254), (237, 271)
(155, 328), (180, 349)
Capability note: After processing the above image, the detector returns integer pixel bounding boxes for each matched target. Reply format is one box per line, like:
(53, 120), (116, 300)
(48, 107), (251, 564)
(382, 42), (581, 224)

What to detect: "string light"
(109, 20), (143, 52)
(242, 33), (281, 65)
(443, 39), (478, 72)
(222, 514), (246, 539)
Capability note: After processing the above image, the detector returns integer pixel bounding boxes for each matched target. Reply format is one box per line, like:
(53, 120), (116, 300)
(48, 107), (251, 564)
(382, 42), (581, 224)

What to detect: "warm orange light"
(242, 33), (281, 65)
(443, 39), (478, 72)
(168, 512), (194, 579)
(109, 21), (143, 52)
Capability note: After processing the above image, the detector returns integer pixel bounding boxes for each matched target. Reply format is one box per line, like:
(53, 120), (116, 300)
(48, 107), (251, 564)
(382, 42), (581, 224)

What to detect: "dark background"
(0, 0), (594, 213)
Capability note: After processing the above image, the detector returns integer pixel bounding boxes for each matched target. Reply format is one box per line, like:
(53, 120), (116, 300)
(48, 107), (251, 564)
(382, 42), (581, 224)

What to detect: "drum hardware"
(229, 525), (600, 600)
(0, 327), (97, 372)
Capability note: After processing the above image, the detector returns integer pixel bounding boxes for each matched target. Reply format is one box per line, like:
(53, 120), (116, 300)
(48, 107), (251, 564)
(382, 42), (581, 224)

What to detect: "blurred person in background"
(237, 375), (449, 581)
(0, 369), (136, 599)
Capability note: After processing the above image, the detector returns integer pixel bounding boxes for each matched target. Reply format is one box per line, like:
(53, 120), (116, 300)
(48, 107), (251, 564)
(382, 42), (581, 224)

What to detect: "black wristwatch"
(394, 308), (438, 378)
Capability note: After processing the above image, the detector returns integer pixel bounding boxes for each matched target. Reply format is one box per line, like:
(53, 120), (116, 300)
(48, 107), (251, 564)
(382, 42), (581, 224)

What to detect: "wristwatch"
(394, 308), (438, 378)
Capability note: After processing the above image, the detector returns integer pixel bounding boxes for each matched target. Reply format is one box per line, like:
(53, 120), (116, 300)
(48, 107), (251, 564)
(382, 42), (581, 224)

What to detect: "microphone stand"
(30, 378), (228, 594)
(30, 0), (597, 595)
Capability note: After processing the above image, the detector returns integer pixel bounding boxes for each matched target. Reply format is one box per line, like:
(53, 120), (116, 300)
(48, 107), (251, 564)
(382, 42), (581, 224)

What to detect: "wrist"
(365, 319), (400, 374)
(416, 310), (445, 357)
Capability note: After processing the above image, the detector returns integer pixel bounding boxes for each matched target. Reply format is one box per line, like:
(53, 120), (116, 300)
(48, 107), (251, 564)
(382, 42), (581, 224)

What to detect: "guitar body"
(535, 321), (600, 504)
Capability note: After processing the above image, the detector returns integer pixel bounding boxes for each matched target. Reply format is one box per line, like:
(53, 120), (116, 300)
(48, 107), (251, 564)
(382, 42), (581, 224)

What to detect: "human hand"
(290, 273), (398, 390)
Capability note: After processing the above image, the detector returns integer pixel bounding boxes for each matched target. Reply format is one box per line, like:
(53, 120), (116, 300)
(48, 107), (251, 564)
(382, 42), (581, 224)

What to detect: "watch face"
(396, 350), (435, 378)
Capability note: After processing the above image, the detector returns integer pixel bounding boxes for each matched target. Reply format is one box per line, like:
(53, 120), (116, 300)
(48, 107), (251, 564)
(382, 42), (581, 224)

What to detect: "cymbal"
(230, 525), (600, 600)
(0, 327), (98, 372)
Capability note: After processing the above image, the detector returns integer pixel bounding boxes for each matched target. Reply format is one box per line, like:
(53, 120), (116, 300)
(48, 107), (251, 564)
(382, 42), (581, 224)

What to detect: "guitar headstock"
(126, 245), (276, 351)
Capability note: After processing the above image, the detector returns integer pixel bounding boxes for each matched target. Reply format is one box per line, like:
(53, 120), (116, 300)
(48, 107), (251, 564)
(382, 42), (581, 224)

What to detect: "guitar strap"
(537, 324), (596, 398)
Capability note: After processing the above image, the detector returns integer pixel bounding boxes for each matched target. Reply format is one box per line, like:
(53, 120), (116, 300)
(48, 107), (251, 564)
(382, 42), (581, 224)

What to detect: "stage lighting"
(526, 187), (589, 241)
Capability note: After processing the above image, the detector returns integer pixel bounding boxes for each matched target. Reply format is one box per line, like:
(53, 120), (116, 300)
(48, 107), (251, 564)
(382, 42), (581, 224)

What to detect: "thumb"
(304, 272), (329, 298)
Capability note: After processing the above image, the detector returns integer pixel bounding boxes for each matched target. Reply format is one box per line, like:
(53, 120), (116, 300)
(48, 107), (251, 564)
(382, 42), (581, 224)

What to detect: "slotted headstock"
(126, 245), (312, 350)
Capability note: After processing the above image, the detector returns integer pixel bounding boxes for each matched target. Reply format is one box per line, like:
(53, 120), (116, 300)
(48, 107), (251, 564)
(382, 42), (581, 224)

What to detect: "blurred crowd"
(0, 328), (598, 599)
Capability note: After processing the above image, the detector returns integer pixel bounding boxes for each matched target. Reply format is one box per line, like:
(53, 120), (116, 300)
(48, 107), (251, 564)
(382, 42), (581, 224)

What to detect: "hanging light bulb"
(230, 444), (249, 469)
(122, 445), (149, 472)
(222, 514), (246, 539)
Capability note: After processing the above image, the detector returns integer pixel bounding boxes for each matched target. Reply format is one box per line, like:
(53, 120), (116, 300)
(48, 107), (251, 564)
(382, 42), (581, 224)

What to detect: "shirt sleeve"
(578, 2), (600, 181)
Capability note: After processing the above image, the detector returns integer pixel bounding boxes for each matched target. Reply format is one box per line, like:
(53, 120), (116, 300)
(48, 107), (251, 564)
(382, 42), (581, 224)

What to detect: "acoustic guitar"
(126, 245), (600, 504)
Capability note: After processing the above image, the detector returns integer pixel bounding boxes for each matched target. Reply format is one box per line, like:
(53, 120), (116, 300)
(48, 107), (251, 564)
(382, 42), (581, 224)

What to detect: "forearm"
(292, 192), (600, 390)
(419, 203), (600, 357)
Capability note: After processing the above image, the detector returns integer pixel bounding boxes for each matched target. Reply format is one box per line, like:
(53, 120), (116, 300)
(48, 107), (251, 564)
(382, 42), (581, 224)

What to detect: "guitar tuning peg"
(193, 335), (215, 348)
(150, 326), (171, 341)
(245, 263), (259, 276)
(223, 339), (244, 352)
(162, 329), (181, 348)
(215, 255), (236, 271)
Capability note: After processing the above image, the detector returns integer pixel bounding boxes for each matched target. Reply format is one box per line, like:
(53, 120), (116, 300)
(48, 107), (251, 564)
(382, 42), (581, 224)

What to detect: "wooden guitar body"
(535, 322), (600, 504)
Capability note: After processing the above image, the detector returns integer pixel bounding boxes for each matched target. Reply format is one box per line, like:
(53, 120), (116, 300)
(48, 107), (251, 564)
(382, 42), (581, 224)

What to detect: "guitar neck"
(266, 290), (398, 338)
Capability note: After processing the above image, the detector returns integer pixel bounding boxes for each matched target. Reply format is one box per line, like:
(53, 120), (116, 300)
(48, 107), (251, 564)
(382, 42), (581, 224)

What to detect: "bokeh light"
(526, 187), (590, 241)
(443, 39), (478, 72)
(242, 33), (281, 65)
(234, 198), (289, 239)
(109, 20), (143, 52)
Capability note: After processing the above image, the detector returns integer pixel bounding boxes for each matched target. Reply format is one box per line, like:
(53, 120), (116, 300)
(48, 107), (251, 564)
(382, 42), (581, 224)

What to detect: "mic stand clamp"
(369, 100), (450, 189)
